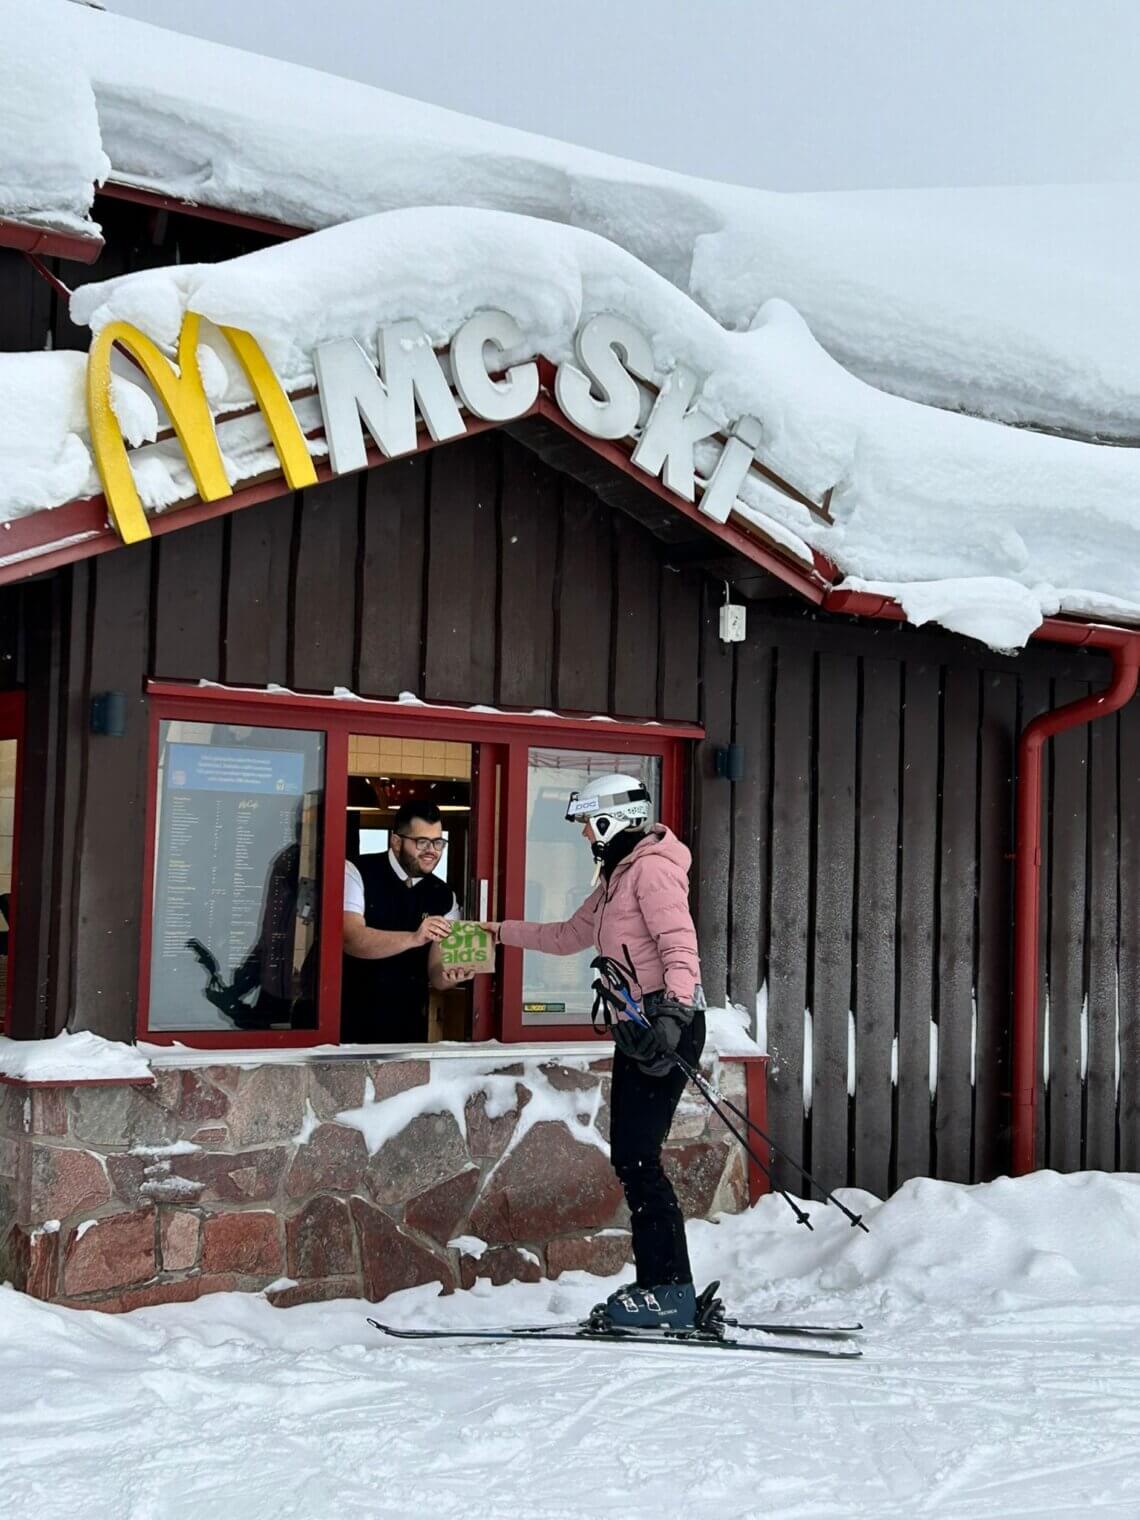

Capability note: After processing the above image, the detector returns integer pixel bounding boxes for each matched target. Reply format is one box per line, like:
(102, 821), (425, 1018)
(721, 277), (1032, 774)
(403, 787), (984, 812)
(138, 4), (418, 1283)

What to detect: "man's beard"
(396, 847), (433, 879)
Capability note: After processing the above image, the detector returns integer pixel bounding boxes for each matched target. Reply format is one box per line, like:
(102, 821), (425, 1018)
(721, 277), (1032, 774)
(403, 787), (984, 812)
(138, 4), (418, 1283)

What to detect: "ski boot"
(596, 1282), (698, 1332)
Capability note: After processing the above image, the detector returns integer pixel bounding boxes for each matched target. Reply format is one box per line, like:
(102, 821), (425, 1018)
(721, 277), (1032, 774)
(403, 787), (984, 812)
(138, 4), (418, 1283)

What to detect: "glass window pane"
(521, 749), (660, 1026)
(149, 720), (324, 1033)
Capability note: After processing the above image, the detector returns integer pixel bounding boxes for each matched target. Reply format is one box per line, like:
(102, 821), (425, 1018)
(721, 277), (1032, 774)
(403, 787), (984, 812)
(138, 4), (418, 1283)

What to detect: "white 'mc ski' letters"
(450, 310), (539, 422)
(554, 313), (653, 440)
(699, 415), (763, 523)
(315, 322), (465, 474)
(631, 365), (718, 501)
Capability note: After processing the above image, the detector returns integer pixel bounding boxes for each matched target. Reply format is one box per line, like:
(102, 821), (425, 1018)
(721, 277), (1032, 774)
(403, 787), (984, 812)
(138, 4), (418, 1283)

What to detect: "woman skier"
(482, 772), (705, 1330)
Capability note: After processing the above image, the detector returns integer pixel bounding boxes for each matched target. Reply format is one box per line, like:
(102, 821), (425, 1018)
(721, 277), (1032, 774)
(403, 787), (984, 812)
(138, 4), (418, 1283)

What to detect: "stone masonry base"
(0, 1050), (757, 1312)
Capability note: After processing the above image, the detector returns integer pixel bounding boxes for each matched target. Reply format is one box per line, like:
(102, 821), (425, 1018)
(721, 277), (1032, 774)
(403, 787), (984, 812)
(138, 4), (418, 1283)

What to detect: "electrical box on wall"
(719, 602), (746, 642)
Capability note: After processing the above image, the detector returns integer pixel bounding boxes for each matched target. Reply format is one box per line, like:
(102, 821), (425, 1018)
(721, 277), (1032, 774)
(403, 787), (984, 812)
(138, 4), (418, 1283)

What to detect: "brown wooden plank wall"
(25, 434), (694, 1039)
(695, 606), (1140, 1197)
(0, 197), (277, 359)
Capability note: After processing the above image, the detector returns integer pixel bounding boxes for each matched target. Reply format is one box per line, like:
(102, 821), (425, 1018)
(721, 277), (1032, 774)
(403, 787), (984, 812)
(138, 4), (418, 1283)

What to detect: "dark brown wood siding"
(693, 604), (1140, 1196)
(17, 433), (698, 1041)
(0, 196), (278, 360)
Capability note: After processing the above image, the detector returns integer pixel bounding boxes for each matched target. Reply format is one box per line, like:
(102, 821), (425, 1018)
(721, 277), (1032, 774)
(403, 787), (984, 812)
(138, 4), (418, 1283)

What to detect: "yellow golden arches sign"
(87, 305), (824, 549)
(86, 314), (318, 545)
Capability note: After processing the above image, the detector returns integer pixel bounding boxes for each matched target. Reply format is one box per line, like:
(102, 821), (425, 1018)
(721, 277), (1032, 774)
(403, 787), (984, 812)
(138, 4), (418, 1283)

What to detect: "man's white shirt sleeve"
(344, 861), (365, 916)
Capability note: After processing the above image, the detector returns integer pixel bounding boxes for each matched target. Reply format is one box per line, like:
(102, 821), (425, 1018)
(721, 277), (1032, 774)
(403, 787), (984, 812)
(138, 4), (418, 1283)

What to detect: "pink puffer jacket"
(498, 824), (702, 1004)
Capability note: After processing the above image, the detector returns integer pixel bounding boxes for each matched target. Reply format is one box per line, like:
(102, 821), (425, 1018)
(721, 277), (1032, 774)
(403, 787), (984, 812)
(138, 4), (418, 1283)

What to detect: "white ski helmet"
(565, 772), (651, 851)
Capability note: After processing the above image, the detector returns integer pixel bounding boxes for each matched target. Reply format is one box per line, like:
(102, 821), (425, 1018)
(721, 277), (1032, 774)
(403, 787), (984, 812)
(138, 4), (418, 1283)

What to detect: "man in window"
(341, 799), (473, 1042)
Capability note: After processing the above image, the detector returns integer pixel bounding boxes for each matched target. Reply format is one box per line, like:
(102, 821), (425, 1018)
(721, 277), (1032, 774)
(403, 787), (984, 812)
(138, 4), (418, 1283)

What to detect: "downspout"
(823, 589), (1140, 1175)
(1010, 624), (1140, 1174)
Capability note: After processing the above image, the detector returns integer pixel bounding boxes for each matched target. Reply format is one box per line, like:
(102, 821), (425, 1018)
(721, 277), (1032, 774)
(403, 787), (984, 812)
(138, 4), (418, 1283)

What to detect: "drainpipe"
(1010, 623), (1140, 1174)
(821, 588), (1140, 1176)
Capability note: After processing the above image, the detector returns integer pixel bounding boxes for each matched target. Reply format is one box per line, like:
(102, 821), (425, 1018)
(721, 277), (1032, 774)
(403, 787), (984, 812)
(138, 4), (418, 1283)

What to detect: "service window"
(147, 719), (324, 1033)
(0, 732), (18, 1023)
(521, 747), (661, 1027)
(141, 684), (695, 1047)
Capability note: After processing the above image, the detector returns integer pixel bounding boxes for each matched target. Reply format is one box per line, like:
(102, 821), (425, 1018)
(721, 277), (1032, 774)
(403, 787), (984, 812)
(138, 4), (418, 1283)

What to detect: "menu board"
(149, 741), (310, 1031)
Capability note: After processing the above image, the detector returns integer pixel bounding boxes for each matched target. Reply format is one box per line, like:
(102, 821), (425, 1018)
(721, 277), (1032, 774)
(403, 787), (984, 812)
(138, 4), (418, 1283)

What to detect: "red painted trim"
(135, 702), (161, 1043)
(740, 1055), (771, 1203)
(497, 741), (531, 1044)
(0, 1072), (154, 1088)
(0, 415), (512, 588)
(500, 734), (688, 1044)
(136, 685), (697, 1051)
(470, 741), (507, 1041)
(0, 692), (25, 1033)
(138, 697), (344, 1050)
(144, 682), (704, 742)
(0, 215), (103, 264)
(0, 381), (832, 606)
(97, 181), (306, 242)
(23, 253), (75, 303)
(531, 394), (831, 604)
(1010, 624), (1140, 1175)
(317, 729), (348, 1044)
(822, 589), (907, 621)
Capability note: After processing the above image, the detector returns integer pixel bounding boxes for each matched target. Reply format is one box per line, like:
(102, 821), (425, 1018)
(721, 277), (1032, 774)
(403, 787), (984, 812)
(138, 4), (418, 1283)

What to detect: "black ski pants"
(609, 1008), (706, 1286)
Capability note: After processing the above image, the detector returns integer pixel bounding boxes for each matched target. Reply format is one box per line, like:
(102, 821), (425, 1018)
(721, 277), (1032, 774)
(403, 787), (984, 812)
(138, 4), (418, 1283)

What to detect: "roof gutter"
(1009, 622), (1140, 1175)
(0, 215), (104, 264)
(821, 586), (1140, 1179)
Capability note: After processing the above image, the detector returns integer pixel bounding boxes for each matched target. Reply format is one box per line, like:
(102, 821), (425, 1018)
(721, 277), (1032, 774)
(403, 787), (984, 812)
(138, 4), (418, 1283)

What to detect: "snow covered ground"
(4, 1169), (1140, 1518)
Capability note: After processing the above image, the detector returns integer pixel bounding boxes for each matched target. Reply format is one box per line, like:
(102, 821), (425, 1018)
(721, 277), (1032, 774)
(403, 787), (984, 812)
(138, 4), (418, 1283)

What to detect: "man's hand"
(414, 915), (454, 947)
(479, 922), (501, 942)
(439, 965), (477, 986)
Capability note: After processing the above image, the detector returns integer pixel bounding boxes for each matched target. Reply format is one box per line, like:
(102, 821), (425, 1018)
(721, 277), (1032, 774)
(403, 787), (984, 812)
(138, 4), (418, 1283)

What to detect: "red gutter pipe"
(0, 215), (104, 264)
(1008, 622), (1140, 1174)
(822, 587), (1140, 1176)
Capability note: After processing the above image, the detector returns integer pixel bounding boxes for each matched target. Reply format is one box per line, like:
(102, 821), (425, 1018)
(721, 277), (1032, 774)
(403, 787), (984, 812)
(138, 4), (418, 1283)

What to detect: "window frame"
(139, 682), (700, 1049)
(0, 691), (25, 1033)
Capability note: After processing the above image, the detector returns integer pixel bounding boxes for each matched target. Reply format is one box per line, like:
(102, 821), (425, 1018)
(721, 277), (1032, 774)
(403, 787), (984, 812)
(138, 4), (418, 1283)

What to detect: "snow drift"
(5, 0), (1140, 442)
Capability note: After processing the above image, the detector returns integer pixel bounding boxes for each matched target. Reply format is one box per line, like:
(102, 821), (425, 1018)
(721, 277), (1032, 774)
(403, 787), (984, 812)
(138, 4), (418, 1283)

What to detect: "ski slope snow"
(3, 1169), (1139, 1518)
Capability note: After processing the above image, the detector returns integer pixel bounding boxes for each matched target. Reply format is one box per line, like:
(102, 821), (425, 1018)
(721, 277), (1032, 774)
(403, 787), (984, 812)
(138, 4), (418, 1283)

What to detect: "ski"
(725, 1319), (863, 1339)
(367, 1319), (862, 1359)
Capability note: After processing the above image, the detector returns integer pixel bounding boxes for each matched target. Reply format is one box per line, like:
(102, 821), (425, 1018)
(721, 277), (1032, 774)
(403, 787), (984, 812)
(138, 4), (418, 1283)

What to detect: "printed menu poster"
(149, 743), (308, 1031)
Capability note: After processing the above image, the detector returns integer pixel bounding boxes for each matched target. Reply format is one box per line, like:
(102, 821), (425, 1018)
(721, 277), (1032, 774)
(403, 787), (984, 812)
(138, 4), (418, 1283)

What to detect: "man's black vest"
(341, 854), (455, 1043)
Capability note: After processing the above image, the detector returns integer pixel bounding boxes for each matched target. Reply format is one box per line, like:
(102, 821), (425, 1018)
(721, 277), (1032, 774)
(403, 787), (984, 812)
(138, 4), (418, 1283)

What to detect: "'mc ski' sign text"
(87, 310), (765, 544)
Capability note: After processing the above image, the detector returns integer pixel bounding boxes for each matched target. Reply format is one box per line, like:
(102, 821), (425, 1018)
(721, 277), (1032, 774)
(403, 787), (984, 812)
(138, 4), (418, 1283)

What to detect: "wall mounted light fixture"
(90, 691), (127, 737)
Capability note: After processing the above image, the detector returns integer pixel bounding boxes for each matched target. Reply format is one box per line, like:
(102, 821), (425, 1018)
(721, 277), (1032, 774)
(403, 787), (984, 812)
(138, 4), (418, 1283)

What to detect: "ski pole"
(594, 979), (814, 1229)
(669, 1049), (869, 1234)
(679, 1069), (816, 1229)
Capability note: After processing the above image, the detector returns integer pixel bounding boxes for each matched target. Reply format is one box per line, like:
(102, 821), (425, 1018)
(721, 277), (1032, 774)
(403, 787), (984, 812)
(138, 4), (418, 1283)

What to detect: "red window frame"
(0, 691), (25, 1033)
(139, 682), (700, 1049)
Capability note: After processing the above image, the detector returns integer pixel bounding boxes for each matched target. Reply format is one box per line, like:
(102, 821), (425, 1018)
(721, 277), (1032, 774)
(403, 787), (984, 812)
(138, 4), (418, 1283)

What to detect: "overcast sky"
(108, 0), (1140, 192)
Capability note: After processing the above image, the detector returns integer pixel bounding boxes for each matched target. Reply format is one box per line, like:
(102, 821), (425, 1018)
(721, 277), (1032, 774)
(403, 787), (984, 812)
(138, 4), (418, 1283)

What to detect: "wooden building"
(0, 191), (1137, 1310)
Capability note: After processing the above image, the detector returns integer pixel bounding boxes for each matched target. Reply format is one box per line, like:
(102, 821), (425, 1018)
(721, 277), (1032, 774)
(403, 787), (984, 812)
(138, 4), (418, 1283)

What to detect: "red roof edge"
(0, 215), (104, 265)
(97, 181), (307, 242)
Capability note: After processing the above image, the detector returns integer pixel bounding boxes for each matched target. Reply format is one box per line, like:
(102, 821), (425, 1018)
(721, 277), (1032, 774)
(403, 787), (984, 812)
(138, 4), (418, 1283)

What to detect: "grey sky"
(108, 0), (1140, 192)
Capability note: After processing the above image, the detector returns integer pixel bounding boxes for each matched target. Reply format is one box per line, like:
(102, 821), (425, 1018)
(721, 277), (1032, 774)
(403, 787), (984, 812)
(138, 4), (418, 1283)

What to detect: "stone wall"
(0, 1052), (755, 1312)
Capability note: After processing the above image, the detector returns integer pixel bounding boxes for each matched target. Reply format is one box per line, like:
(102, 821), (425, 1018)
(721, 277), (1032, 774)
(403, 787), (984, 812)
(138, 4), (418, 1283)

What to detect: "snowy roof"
(0, 206), (1130, 652)
(0, 4), (108, 233)
(0, 2), (1138, 653)
(4, 0), (1140, 442)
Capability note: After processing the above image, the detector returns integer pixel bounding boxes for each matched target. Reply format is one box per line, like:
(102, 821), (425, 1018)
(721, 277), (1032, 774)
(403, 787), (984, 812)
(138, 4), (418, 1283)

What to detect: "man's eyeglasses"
(396, 833), (447, 854)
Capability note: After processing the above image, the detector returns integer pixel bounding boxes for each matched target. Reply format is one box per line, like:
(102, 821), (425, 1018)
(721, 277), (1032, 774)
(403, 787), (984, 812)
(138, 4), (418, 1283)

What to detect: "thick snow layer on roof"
(5, 0), (1140, 439)
(53, 207), (1140, 650)
(0, 6), (107, 232)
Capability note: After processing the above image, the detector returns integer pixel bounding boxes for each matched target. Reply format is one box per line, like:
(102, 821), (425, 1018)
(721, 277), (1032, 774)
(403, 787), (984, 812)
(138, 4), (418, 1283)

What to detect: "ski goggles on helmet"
(565, 783), (651, 822)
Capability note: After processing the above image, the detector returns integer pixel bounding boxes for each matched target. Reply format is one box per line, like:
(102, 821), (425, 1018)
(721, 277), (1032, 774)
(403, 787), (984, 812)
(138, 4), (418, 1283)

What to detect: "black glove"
(613, 997), (696, 1078)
